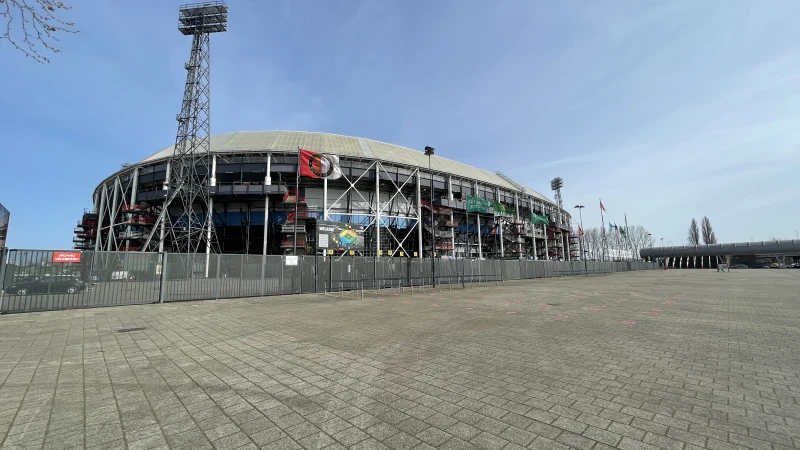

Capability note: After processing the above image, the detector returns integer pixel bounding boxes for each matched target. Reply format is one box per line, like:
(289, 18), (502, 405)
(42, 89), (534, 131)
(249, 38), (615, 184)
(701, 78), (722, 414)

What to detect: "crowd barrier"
(0, 248), (656, 313)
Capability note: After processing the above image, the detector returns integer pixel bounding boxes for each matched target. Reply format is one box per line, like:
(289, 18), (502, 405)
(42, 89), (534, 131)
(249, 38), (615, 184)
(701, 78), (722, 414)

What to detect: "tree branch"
(1, 0), (78, 64)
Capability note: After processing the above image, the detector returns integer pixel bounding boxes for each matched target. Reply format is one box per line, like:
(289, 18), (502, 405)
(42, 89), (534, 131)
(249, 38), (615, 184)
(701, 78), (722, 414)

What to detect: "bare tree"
(701, 216), (717, 244)
(687, 218), (700, 245)
(581, 227), (601, 260)
(627, 225), (654, 259)
(1, 0), (76, 63)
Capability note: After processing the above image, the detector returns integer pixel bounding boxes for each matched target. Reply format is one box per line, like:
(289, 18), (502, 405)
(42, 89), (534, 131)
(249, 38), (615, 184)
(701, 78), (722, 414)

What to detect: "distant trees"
(701, 216), (717, 244)
(688, 219), (700, 245)
(577, 225), (652, 260)
(1, 0), (77, 63)
(628, 225), (654, 256)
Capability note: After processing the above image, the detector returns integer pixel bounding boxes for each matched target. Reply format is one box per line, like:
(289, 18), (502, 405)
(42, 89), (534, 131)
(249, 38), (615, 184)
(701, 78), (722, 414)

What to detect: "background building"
(74, 131), (577, 259)
(0, 202), (9, 248)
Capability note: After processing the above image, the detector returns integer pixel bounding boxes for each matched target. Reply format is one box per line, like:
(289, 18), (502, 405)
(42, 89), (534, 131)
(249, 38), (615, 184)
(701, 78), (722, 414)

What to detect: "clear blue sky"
(2, 0), (799, 249)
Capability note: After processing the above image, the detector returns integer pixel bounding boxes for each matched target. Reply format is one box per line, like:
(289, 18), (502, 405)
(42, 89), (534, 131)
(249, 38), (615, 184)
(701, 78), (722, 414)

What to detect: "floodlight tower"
(550, 177), (564, 211)
(148, 2), (228, 255)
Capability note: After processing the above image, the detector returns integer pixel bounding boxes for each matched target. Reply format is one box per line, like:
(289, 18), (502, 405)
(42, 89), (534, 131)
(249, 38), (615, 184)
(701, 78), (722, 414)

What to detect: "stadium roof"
(140, 131), (552, 202)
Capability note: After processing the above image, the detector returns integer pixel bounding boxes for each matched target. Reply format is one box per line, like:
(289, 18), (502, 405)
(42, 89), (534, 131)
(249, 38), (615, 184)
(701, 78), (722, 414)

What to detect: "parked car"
(3, 276), (87, 295)
(731, 264), (749, 269)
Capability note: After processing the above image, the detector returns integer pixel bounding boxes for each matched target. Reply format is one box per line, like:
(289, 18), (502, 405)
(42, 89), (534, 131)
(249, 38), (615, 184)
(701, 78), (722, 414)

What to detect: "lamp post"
(574, 205), (587, 273)
(424, 146), (436, 287)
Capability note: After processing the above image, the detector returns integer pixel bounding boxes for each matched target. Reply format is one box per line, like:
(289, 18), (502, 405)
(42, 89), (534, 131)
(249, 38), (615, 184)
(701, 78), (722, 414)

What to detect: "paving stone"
(0, 272), (798, 450)
(469, 431), (508, 449)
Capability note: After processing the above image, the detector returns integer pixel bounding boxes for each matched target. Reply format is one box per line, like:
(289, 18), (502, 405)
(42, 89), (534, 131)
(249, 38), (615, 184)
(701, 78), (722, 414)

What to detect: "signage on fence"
(349, 250), (354, 256)
(52, 251), (81, 263)
(466, 195), (490, 213)
(285, 255), (298, 266)
(316, 220), (365, 251)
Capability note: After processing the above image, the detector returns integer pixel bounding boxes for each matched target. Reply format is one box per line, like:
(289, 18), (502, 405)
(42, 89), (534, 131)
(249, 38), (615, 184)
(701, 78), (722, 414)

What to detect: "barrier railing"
(0, 247), (657, 314)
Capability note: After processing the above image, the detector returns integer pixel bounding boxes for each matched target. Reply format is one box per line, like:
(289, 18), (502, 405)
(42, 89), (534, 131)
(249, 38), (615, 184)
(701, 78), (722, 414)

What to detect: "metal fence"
(0, 248), (657, 313)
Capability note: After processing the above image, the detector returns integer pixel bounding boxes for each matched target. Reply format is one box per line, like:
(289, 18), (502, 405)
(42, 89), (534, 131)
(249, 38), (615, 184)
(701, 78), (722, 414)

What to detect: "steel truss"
(325, 161), (421, 257)
(146, 3), (227, 255)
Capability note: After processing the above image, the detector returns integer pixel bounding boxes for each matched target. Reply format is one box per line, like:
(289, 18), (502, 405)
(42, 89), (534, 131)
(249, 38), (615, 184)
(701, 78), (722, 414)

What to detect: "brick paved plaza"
(0, 270), (799, 449)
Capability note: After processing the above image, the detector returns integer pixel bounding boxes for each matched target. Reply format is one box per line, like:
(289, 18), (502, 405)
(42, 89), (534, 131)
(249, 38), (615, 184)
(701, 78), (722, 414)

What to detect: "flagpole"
(294, 146), (300, 256)
(624, 213), (631, 261)
(600, 199), (607, 262)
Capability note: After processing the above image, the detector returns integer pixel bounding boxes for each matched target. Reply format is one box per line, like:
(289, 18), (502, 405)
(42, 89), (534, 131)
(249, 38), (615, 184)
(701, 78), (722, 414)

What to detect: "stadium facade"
(73, 131), (578, 260)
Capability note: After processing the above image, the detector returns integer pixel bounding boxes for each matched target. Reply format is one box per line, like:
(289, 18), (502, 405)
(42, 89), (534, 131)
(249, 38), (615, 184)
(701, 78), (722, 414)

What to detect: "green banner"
(493, 202), (510, 216)
(466, 195), (490, 213)
(530, 213), (549, 225)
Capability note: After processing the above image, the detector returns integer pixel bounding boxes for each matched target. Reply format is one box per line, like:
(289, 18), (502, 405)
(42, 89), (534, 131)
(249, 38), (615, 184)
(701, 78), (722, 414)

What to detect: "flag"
(600, 200), (606, 212)
(299, 149), (342, 179)
(619, 227), (626, 236)
(578, 225), (583, 236)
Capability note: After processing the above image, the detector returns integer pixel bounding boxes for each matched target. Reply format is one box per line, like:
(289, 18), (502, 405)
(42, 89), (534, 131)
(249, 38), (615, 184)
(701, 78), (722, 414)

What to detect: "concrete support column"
(474, 182), (482, 259)
(447, 177), (455, 257)
(206, 155), (216, 272)
(416, 170), (423, 258)
(158, 162), (171, 253)
(323, 178), (328, 220)
(497, 188), (504, 259)
(263, 154), (271, 256)
(129, 168), (139, 206)
(375, 162), (381, 258)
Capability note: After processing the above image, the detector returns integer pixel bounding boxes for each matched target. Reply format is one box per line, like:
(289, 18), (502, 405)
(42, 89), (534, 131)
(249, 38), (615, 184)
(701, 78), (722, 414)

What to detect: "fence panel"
(502, 261), (520, 280)
(165, 253), (220, 302)
(0, 250), (161, 313)
(1, 247), (663, 313)
(262, 255), (283, 295)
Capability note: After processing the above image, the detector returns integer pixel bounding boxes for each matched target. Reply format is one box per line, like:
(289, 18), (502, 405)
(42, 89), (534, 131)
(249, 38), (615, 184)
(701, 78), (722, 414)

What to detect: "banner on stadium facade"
(493, 202), (511, 216)
(0, 202), (9, 248)
(299, 149), (342, 179)
(316, 220), (365, 251)
(466, 195), (490, 213)
(530, 213), (549, 225)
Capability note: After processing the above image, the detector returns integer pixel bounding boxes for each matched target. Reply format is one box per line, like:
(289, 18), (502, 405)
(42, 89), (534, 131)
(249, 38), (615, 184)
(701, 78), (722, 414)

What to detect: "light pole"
(660, 237), (664, 249)
(647, 233), (652, 260)
(574, 205), (587, 273)
(424, 146), (436, 287)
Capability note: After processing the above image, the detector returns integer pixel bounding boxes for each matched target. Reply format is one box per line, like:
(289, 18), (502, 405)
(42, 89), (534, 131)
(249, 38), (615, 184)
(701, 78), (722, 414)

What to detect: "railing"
(0, 248), (658, 314)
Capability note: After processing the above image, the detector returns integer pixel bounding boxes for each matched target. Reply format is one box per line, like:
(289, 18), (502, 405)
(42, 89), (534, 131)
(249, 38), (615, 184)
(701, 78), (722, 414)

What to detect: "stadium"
(73, 131), (578, 260)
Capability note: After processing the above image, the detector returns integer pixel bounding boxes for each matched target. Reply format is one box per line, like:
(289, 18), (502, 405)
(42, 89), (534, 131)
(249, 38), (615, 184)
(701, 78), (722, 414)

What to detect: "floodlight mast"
(550, 177), (563, 211)
(146, 2), (228, 255)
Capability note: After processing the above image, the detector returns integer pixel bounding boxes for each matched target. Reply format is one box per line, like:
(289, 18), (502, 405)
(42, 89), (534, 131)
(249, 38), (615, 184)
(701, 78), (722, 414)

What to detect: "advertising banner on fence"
(316, 220), (365, 251)
(52, 251), (81, 263)
(0, 202), (9, 248)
